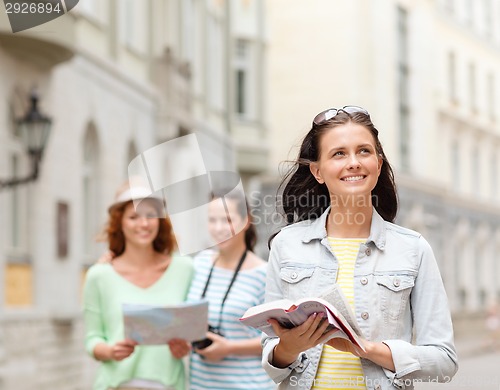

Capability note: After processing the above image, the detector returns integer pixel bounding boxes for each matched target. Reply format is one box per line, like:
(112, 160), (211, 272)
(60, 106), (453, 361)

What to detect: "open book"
(123, 300), (208, 345)
(239, 296), (365, 351)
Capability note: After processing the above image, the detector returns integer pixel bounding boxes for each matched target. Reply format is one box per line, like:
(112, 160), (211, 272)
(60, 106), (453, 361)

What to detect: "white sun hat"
(108, 180), (165, 216)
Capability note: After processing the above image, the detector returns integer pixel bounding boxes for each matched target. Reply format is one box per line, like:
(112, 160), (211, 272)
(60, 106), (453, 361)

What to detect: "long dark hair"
(211, 190), (257, 251)
(278, 110), (398, 227)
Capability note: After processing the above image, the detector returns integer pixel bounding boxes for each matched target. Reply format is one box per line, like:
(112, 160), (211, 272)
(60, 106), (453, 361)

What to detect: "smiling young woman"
(262, 107), (458, 390)
(186, 191), (276, 390)
(83, 183), (194, 390)
(309, 122), (383, 238)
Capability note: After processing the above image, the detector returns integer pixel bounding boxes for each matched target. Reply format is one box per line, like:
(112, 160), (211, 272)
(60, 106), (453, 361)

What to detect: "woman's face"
(207, 198), (247, 249)
(310, 122), (382, 202)
(121, 201), (160, 248)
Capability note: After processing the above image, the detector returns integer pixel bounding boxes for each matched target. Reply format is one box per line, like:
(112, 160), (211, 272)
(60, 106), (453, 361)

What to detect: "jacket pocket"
(375, 274), (415, 321)
(280, 267), (314, 299)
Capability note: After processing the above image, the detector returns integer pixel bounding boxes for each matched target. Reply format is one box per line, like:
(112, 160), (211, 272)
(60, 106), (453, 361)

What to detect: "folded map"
(123, 300), (208, 345)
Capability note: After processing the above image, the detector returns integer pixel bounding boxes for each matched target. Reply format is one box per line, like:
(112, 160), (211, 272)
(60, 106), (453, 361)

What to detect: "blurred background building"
(262, 0), (500, 316)
(0, 0), (266, 388)
(0, 0), (499, 389)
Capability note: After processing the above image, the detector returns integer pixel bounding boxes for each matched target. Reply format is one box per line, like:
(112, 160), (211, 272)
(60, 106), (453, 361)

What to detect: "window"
(451, 140), (461, 191)
(455, 240), (465, 309)
(448, 51), (457, 103)
(234, 39), (254, 118)
(445, 0), (454, 13)
(397, 6), (410, 171)
(479, 289), (487, 307)
(465, 0), (474, 26)
(119, 0), (147, 53)
(182, 0), (195, 62)
(483, 0), (493, 37)
(475, 242), (485, 306)
(495, 240), (500, 303)
(82, 124), (101, 262)
(126, 141), (138, 179)
(472, 145), (480, 196)
(191, 0), (204, 97)
(458, 288), (467, 308)
(9, 99), (19, 138)
(5, 263), (33, 306)
(79, 0), (97, 15)
(207, 14), (224, 111)
(121, 0), (134, 47)
(487, 72), (496, 121)
(236, 70), (246, 115)
(492, 152), (498, 199)
(469, 62), (477, 113)
(78, 0), (107, 25)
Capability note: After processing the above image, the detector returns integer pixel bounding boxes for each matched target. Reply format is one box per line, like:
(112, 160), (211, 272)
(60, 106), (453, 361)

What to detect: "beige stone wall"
(0, 0), (267, 386)
(0, 315), (96, 390)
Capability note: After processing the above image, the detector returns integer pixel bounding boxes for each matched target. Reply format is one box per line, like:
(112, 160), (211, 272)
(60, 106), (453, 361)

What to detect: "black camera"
(192, 325), (224, 350)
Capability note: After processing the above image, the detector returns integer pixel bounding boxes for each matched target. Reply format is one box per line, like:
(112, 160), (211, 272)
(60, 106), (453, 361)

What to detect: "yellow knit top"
(312, 238), (367, 390)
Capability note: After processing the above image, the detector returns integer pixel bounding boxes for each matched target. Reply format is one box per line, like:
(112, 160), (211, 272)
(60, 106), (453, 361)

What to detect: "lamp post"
(0, 91), (52, 190)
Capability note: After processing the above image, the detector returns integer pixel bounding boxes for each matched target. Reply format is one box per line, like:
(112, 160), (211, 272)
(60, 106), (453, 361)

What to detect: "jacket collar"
(301, 206), (386, 250)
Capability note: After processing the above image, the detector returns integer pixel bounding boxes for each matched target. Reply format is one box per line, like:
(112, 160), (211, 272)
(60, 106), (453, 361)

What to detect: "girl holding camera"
(187, 191), (276, 390)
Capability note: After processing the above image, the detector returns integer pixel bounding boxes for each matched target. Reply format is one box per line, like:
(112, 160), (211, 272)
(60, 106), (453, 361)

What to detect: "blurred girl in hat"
(83, 182), (193, 390)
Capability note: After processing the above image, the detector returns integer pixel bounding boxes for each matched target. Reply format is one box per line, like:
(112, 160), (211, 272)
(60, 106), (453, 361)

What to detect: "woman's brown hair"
(105, 200), (177, 256)
(269, 110), (398, 247)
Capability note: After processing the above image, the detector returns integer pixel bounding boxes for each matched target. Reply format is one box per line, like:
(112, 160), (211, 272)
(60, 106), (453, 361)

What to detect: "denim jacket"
(262, 207), (458, 390)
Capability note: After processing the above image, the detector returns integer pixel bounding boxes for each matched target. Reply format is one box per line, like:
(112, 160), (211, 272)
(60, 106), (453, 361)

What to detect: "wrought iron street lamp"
(0, 91), (52, 190)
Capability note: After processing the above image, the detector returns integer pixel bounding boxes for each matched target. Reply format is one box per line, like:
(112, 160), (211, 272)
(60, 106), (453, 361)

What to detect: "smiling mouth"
(341, 175), (366, 182)
(137, 232), (153, 237)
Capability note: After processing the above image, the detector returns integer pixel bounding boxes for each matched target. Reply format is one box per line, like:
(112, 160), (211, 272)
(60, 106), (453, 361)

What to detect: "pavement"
(451, 312), (500, 359)
(416, 336), (500, 390)
(455, 331), (500, 359)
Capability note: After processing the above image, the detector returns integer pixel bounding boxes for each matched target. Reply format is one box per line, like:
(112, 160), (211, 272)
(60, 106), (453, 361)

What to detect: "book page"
(296, 298), (363, 347)
(238, 299), (293, 318)
(295, 300), (341, 327)
(239, 306), (299, 337)
(318, 284), (364, 338)
(240, 296), (366, 351)
(123, 300), (208, 344)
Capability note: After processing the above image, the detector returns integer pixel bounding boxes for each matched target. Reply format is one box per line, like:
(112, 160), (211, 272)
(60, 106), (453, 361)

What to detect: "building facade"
(0, 1), (267, 388)
(262, 0), (500, 316)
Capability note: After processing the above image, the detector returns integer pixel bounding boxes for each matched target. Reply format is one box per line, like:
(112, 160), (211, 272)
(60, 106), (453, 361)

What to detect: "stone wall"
(0, 313), (96, 390)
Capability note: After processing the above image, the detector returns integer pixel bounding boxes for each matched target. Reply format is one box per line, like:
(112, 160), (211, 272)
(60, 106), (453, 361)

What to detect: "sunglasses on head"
(312, 105), (369, 126)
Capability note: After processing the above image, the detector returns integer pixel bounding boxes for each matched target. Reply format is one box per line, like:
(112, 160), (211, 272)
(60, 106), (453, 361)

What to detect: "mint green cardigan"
(83, 254), (194, 390)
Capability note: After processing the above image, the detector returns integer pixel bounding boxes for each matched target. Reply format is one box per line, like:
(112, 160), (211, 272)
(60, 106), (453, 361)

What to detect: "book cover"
(239, 297), (365, 351)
